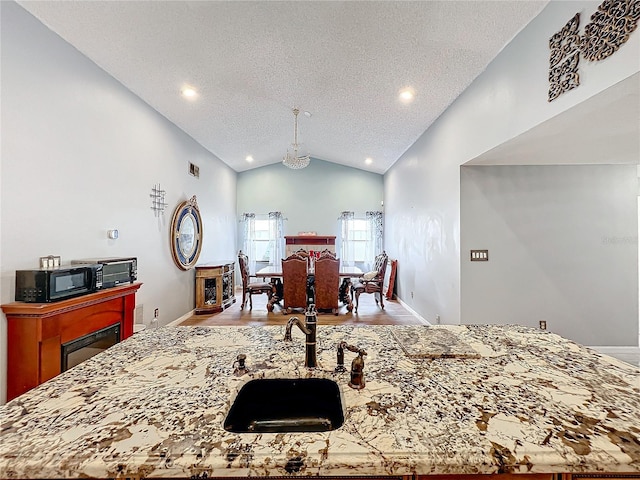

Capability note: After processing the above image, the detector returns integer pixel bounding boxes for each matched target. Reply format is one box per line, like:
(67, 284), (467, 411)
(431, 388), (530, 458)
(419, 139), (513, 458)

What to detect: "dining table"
(255, 265), (363, 279)
(255, 265), (363, 312)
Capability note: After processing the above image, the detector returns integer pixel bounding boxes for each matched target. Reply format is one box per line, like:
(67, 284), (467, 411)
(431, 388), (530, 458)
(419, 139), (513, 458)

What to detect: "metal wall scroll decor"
(581, 0), (640, 61)
(548, 0), (640, 102)
(150, 183), (167, 217)
(548, 13), (581, 102)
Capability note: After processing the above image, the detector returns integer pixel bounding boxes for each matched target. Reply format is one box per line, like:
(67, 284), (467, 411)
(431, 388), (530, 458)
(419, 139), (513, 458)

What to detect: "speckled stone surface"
(390, 325), (502, 359)
(0, 324), (638, 479)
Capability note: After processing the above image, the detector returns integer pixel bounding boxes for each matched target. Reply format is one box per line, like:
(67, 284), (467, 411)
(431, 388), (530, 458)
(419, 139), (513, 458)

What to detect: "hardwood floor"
(178, 289), (425, 326)
(175, 294), (640, 368)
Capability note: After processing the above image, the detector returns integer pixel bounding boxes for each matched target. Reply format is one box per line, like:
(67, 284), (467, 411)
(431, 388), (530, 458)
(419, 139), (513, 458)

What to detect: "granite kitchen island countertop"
(0, 324), (638, 479)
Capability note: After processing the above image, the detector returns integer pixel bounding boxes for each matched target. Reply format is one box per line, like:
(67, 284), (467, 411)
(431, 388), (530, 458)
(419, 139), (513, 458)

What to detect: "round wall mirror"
(170, 195), (203, 270)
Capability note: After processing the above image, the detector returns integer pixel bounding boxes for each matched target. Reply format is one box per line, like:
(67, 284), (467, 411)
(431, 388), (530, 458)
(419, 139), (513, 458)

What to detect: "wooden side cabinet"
(195, 261), (236, 314)
(285, 235), (336, 257)
(1, 283), (142, 401)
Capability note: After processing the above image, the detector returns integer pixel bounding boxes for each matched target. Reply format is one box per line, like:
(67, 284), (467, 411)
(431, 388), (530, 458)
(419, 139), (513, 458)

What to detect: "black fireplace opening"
(61, 323), (121, 372)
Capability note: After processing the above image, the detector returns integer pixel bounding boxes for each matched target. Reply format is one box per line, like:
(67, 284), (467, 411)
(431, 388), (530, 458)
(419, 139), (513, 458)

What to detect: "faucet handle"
(233, 353), (248, 375)
(336, 342), (367, 376)
(236, 354), (247, 369)
(336, 341), (348, 372)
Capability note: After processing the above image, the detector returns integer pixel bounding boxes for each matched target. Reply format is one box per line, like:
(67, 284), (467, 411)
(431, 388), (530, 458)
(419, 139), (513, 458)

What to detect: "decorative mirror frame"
(169, 195), (203, 270)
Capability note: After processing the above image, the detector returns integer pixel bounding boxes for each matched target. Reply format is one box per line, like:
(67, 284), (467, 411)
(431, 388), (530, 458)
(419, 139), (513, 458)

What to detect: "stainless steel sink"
(223, 378), (344, 433)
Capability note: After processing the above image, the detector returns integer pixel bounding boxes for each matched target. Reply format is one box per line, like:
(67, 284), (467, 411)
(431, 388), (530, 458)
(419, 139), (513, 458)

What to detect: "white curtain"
(240, 213), (256, 274)
(365, 211), (384, 271)
(240, 212), (285, 269)
(338, 211), (355, 266)
(268, 211), (285, 266)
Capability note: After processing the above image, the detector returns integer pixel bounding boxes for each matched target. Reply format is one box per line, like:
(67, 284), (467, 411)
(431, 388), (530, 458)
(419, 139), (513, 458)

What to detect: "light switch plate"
(470, 249), (489, 261)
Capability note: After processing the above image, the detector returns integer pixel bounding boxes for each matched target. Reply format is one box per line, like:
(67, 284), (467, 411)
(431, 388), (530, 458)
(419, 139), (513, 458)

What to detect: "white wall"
(460, 165), (638, 346)
(237, 158), (383, 237)
(0, 2), (237, 404)
(384, 0), (640, 329)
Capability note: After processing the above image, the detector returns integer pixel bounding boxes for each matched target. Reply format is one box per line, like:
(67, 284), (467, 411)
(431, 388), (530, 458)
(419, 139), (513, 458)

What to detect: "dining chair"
(281, 253), (309, 314)
(352, 251), (388, 313)
(238, 251), (273, 310)
(314, 255), (340, 315)
(318, 249), (336, 259)
(294, 248), (313, 270)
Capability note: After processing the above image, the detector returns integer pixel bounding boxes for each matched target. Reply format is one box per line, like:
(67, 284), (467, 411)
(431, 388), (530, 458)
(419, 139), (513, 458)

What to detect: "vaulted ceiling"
(18, 1), (549, 173)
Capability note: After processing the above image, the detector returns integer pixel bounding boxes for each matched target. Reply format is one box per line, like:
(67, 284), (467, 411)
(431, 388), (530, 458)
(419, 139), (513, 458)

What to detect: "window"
(345, 218), (369, 262)
(253, 218), (272, 262)
(240, 212), (285, 270)
(338, 211), (383, 269)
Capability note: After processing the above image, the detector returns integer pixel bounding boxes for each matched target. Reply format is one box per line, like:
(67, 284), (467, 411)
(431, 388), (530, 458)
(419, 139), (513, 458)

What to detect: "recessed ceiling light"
(181, 86), (197, 98)
(365, 157), (373, 165)
(246, 155), (254, 163)
(399, 87), (415, 103)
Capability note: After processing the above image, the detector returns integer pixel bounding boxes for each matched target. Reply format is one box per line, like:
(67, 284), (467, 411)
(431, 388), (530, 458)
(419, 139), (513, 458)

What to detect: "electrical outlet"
(539, 320), (547, 330)
(435, 314), (441, 324)
(135, 305), (144, 324)
(411, 291), (414, 298)
(154, 308), (159, 318)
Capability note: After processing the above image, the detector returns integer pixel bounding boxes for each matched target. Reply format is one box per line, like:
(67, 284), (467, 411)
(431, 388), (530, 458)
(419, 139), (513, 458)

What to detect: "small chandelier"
(282, 107), (310, 169)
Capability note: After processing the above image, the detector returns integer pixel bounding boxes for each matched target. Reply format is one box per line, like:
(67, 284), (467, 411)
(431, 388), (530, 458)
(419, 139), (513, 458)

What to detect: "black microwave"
(15, 264), (103, 303)
(71, 257), (136, 288)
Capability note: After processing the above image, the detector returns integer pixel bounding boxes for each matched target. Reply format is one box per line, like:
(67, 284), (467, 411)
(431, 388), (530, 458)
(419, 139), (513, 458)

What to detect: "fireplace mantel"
(1, 282), (141, 401)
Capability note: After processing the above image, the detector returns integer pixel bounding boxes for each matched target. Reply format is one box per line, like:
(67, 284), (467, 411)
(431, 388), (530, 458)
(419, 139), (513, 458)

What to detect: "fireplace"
(2, 283), (141, 400)
(61, 323), (120, 371)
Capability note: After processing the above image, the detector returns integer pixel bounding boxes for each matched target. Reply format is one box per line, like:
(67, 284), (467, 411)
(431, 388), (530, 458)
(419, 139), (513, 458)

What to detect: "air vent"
(188, 162), (200, 178)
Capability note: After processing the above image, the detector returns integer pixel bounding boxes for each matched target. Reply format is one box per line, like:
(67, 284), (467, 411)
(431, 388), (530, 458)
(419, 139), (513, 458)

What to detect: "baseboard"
(396, 297), (431, 325)
(587, 346), (640, 354)
(587, 345), (640, 367)
(166, 310), (195, 327)
(167, 286), (241, 327)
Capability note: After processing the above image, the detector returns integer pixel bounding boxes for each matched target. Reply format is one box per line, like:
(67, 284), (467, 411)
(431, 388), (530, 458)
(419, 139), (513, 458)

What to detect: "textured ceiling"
(18, 0), (548, 173)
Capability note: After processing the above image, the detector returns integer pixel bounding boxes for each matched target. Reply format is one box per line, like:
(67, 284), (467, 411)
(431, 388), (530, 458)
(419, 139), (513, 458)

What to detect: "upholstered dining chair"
(281, 253), (309, 314)
(237, 251), (273, 310)
(318, 249), (336, 259)
(314, 255), (340, 315)
(293, 248), (311, 270)
(352, 251), (388, 313)
(293, 248), (309, 260)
